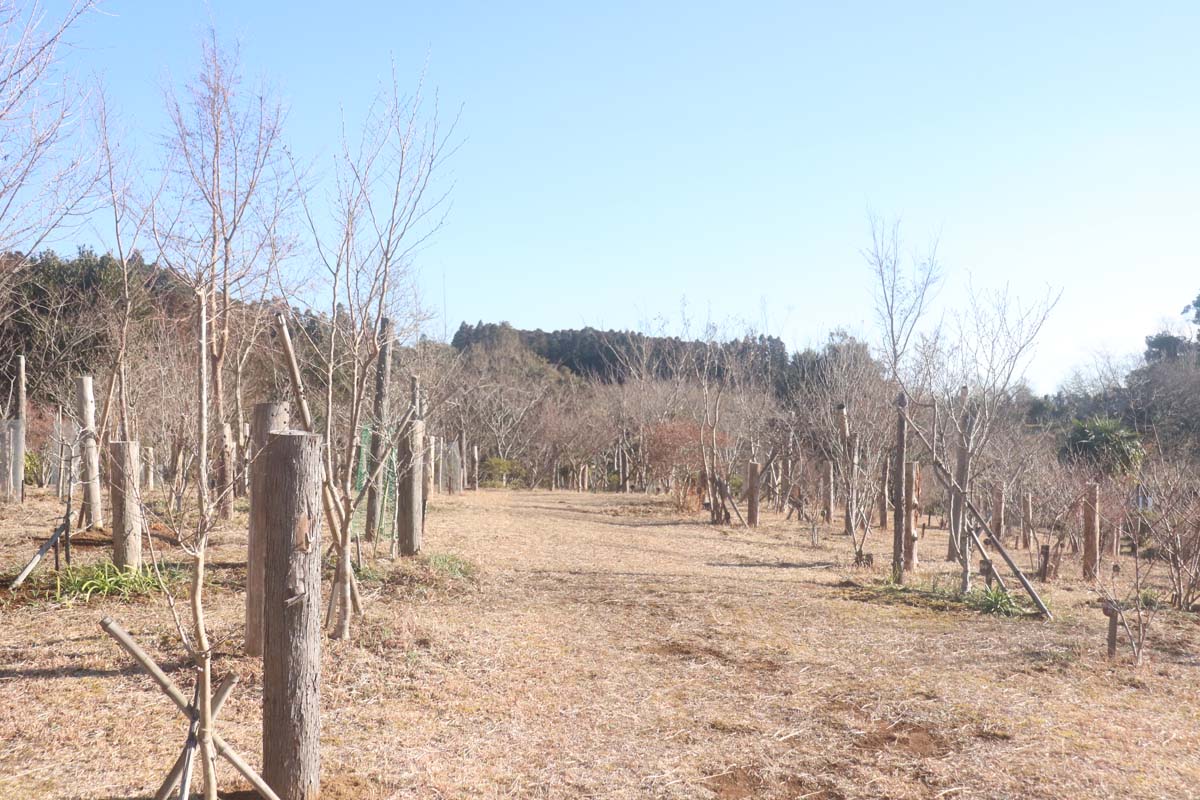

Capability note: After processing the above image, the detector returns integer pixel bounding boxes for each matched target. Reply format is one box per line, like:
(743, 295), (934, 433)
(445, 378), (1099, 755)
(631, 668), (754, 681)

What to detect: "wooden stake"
(396, 403), (424, 558)
(246, 402), (291, 657)
(75, 376), (103, 529)
(822, 460), (833, 523)
(261, 431), (322, 800)
(1103, 601), (1119, 659)
(13, 354), (24, 502)
(878, 460), (889, 530)
(1021, 490), (1033, 550)
(108, 441), (144, 571)
(892, 394), (908, 582)
(992, 485), (1006, 544)
(1083, 482), (1100, 580)
(746, 461), (760, 527)
(143, 446), (156, 492)
(904, 461), (919, 571)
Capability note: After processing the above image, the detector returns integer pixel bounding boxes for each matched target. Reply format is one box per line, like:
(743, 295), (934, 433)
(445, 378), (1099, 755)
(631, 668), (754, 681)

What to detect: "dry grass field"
(2, 487), (1199, 799)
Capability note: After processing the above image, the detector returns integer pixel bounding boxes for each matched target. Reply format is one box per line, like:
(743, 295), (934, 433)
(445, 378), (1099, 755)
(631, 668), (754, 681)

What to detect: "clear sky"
(63, 1), (1200, 392)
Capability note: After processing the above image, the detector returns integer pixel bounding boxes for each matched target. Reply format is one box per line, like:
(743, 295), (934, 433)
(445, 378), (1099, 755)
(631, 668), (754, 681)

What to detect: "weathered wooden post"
(892, 394), (908, 583)
(13, 354), (25, 502)
(218, 422), (236, 520)
(473, 444), (480, 491)
(75, 376), (103, 529)
(55, 406), (67, 499)
(261, 431), (322, 800)
(822, 460), (833, 523)
(396, 376), (425, 558)
(904, 461), (919, 571)
(992, 485), (1006, 544)
(1083, 482), (1100, 580)
(878, 460), (889, 530)
(1021, 490), (1033, 549)
(845, 434), (859, 539)
(1038, 544), (1051, 581)
(432, 435), (443, 493)
(364, 317), (392, 541)
(746, 461), (760, 527)
(1103, 601), (1119, 660)
(447, 435), (463, 494)
(422, 434), (434, 510)
(0, 424), (12, 502)
(107, 441), (143, 570)
(142, 446), (156, 492)
(246, 401), (291, 657)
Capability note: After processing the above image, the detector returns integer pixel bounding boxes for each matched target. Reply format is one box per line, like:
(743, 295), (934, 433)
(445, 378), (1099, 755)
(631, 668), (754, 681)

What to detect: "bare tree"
(288, 67), (453, 640)
(0, 1), (99, 292)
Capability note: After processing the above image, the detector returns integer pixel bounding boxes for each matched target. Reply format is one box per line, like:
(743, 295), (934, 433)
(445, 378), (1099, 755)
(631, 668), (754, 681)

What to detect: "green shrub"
(482, 457), (524, 487)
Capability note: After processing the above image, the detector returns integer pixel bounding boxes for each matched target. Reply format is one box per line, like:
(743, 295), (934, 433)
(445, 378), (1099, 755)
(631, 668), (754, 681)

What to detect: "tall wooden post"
(904, 461), (919, 571)
(261, 431), (322, 800)
(0, 425), (10, 502)
(447, 436), (463, 494)
(108, 441), (143, 571)
(422, 434), (434, 510)
(13, 354), (25, 501)
(822, 460), (833, 523)
(892, 394), (908, 583)
(1021, 491), (1033, 549)
(878, 460), (889, 530)
(365, 317), (392, 541)
(75, 376), (103, 529)
(142, 446), (155, 492)
(473, 444), (479, 491)
(1083, 482), (1100, 580)
(992, 485), (1006, 544)
(844, 434), (859, 539)
(55, 406), (67, 499)
(246, 401), (291, 657)
(746, 461), (760, 527)
(432, 435), (442, 493)
(218, 422), (235, 520)
(397, 376), (425, 557)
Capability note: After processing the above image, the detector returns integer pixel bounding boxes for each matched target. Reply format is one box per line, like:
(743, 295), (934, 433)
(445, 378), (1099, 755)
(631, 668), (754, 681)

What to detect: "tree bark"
(261, 431), (322, 800)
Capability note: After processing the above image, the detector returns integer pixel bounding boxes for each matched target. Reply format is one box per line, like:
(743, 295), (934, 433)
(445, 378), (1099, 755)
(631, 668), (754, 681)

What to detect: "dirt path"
(1, 489), (1199, 798)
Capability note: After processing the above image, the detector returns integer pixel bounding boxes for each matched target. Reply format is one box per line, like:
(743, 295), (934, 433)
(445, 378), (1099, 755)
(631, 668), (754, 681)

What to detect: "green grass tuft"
(53, 562), (178, 603)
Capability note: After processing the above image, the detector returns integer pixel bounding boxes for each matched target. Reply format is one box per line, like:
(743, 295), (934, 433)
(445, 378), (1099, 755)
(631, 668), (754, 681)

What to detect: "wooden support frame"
(100, 616), (281, 800)
(903, 411), (1052, 619)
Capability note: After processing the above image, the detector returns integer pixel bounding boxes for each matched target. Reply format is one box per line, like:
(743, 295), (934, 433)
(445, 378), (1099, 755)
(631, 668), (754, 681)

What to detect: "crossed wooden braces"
(100, 617), (281, 800)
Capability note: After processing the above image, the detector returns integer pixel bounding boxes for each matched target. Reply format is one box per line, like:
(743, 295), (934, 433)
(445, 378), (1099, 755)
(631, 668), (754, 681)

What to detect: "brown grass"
(1, 488), (1199, 798)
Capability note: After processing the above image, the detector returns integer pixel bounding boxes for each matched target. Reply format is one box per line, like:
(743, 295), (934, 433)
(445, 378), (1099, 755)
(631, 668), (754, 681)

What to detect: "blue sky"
(65, 1), (1200, 392)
